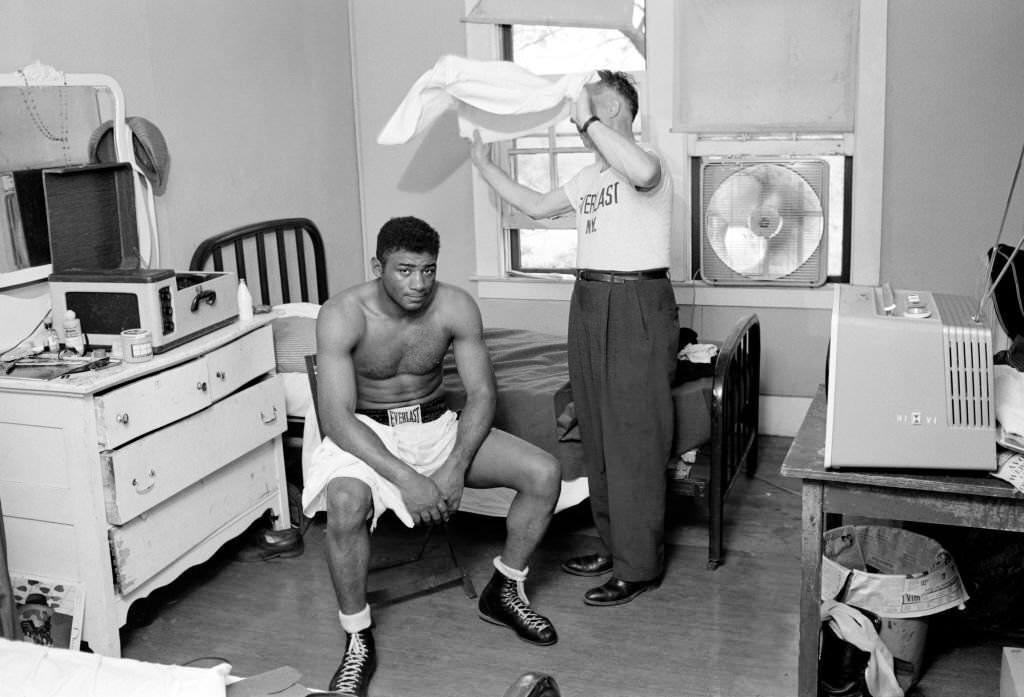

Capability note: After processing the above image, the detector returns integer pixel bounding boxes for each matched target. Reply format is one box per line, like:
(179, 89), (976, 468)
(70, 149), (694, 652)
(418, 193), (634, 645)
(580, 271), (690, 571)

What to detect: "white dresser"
(0, 317), (290, 656)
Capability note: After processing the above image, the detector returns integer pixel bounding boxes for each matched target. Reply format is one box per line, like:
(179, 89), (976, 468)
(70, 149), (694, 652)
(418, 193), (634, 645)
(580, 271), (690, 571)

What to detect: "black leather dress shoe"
(560, 553), (613, 577)
(236, 526), (304, 562)
(583, 576), (660, 606)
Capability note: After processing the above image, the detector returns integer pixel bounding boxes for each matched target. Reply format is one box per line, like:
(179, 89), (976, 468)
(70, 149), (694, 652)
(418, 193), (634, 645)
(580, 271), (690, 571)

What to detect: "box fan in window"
(699, 159), (829, 286)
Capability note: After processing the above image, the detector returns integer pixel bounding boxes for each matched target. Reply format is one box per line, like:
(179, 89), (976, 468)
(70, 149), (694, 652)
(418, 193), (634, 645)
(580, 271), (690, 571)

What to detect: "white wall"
(0, 0), (363, 351)
(881, 0), (1024, 299)
(348, 0), (475, 287)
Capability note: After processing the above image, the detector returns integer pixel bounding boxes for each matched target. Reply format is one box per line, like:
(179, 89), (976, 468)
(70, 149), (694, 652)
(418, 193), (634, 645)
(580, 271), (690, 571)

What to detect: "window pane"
(505, 23), (646, 272)
(513, 134), (551, 149)
(512, 153), (551, 192)
(512, 26), (644, 74)
(516, 229), (578, 270)
(823, 155), (846, 279)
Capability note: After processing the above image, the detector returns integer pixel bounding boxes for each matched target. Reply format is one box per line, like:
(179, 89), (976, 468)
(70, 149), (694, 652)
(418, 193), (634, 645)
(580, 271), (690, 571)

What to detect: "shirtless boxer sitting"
(301, 216), (562, 696)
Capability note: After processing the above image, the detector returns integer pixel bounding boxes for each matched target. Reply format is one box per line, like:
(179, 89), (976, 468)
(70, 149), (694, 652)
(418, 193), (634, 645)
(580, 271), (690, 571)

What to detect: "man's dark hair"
(376, 216), (440, 263)
(596, 70), (638, 122)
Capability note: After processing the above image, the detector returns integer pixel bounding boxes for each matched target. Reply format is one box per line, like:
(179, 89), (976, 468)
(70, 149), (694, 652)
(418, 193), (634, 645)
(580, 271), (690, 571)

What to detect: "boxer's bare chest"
(355, 317), (451, 380)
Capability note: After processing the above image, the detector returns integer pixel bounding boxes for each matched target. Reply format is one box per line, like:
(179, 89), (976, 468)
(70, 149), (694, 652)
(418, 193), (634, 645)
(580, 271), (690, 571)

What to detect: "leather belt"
(576, 268), (668, 283)
(356, 395), (448, 426)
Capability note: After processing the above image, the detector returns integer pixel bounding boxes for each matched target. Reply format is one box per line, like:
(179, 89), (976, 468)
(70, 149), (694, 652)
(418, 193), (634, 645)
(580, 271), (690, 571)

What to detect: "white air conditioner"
(699, 158), (829, 286)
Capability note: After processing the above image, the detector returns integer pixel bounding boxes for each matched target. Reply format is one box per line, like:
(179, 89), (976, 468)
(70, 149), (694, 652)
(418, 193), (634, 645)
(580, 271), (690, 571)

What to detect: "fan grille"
(700, 159), (829, 286)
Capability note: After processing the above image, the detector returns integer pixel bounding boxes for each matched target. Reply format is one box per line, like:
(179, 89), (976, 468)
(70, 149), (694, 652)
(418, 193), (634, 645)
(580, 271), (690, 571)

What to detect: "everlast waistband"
(356, 395), (448, 427)
(576, 268), (668, 283)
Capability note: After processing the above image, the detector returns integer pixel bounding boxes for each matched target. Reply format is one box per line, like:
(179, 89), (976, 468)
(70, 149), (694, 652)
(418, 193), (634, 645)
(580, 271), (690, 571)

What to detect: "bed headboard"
(188, 218), (329, 307)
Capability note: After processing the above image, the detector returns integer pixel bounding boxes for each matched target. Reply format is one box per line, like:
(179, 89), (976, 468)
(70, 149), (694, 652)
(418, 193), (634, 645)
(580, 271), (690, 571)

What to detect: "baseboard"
(759, 394), (812, 437)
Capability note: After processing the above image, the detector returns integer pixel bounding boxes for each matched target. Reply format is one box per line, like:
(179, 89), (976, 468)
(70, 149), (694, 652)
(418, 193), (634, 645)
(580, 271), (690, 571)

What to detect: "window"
(502, 24), (645, 274)
(466, 0), (886, 304)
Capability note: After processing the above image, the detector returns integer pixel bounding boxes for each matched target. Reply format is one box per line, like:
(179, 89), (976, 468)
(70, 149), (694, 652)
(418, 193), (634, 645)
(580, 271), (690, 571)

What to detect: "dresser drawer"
(94, 325), (275, 449)
(94, 359), (211, 449)
(101, 374), (286, 525)
(206, 325), (275, 402)
(108, 439), (282, 594)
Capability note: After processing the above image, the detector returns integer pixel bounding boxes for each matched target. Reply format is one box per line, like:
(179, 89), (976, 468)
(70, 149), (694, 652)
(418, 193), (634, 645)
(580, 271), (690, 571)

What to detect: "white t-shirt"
(561, 147), (672, 271)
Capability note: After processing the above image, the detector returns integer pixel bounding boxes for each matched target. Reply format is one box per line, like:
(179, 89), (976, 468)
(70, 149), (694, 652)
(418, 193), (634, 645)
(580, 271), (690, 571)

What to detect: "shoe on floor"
(478, 570), (558, 646)
(560, 553), (612, 577)
(235, 525), (304, 562)
(327, 628), (377, 696)
(583, 576), (660, 606)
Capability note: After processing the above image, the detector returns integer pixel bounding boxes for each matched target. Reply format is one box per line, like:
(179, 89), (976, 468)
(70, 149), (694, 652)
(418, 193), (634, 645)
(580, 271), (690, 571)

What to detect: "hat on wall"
(89, 116), (171, 196)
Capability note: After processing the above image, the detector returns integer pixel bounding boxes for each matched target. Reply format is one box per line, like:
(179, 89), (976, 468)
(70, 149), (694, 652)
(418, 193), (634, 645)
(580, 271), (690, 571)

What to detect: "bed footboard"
(707, 313), (761, 569)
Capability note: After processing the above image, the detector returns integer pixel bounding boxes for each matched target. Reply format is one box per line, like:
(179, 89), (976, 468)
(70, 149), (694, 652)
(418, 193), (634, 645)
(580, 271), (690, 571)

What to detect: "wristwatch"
(578, 116), (600, 134)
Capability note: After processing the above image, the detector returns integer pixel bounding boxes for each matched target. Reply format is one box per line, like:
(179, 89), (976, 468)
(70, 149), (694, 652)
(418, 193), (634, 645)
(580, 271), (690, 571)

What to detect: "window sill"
(472, 275), (836, 309)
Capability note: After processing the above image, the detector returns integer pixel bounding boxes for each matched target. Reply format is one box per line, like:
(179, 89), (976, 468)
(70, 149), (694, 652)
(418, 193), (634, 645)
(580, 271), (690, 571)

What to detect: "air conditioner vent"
(936, 293), (993, 429)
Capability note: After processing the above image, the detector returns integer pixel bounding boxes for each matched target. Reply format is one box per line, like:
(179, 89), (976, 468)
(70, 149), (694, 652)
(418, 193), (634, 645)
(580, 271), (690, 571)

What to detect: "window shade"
(463, 0), (645, 54)
(673, 0), (858, 133)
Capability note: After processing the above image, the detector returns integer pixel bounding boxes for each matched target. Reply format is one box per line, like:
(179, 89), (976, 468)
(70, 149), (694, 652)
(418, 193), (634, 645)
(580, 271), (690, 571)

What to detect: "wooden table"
(781, 386), (1024, 697)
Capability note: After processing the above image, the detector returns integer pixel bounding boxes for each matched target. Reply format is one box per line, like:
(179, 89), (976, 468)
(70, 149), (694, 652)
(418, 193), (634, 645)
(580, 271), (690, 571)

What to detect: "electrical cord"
(0, 308), (49, 358)
(975, 139), (1024, 322)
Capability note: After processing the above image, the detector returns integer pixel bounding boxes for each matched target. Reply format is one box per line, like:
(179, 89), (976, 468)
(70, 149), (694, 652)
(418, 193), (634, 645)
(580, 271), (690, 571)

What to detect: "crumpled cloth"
(677, 343), (719, 364)
(996, 363), (1024, 438)
(0, 637), (227, 697)
(820, 600), (904, 697)
(377, 54), (596, 145)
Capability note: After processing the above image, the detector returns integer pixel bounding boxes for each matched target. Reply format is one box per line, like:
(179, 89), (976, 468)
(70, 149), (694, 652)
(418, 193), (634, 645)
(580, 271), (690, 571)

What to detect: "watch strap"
(579, 116), (600, 134)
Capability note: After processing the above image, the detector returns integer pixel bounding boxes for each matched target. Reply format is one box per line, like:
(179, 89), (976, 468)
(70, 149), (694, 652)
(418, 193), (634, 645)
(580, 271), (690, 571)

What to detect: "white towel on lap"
(377, 54), (596, 145)
(300, 408), (588, 518)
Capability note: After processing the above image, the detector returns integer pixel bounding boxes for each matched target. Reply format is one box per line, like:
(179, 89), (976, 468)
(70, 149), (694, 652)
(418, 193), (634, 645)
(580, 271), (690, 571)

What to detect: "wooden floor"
(119, 436), (1009, 697)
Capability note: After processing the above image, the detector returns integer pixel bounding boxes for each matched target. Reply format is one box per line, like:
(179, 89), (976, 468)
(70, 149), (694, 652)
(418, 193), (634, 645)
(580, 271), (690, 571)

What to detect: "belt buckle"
(387, 404), (422, 426)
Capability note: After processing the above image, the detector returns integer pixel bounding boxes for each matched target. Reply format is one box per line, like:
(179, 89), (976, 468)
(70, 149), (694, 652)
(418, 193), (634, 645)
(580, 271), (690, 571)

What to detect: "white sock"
(493, 555), (528, 581)
(338, 604), (371, 634)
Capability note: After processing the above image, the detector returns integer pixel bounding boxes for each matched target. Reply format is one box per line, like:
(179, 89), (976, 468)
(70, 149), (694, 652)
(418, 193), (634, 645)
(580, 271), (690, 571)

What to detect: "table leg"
(798, 480), (824, 697)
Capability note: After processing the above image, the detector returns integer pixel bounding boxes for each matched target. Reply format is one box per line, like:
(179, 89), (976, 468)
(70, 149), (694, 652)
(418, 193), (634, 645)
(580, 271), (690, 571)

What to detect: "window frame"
(466, 0), (887, 309)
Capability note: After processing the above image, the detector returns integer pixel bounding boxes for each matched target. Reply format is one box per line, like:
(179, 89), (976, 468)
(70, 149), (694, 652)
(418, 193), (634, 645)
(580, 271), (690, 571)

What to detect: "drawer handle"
(261, 406), (279, 424)
(196, 381), (208, 392)
(131, 469), (157, 495)
(116, 413), (130, 425)
(215, 370), (226, 380)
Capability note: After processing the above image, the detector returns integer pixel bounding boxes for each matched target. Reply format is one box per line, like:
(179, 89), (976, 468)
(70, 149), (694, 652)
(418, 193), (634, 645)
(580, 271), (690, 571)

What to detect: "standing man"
(303, 216), (561, 696)
(470, 70), (677, 607)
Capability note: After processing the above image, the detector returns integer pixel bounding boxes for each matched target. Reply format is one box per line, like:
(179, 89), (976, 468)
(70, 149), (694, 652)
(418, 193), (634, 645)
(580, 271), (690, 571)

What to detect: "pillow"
(273, 302), (320, 319)
(271, 316), (317, 373)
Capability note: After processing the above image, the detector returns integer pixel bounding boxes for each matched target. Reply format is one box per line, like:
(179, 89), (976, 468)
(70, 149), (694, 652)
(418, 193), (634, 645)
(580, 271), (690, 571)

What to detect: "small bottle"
(236, 278), (254, 321)
(44, 321), (60, 353)
(63, 310), (85, 354)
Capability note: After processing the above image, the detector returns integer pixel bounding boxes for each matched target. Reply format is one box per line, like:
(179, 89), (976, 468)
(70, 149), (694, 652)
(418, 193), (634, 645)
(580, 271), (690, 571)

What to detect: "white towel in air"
(377, 54), (596, 145)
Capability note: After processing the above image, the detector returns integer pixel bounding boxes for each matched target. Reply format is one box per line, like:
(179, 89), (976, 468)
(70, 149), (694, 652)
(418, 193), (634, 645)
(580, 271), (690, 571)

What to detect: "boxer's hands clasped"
(400, 471), (448, 527)
(432, 460), (465, 517)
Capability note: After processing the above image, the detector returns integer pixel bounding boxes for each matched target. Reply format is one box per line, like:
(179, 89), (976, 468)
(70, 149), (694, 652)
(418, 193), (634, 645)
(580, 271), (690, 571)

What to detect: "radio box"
(49, 268), (237, 353)
(825, 284), (996, 470)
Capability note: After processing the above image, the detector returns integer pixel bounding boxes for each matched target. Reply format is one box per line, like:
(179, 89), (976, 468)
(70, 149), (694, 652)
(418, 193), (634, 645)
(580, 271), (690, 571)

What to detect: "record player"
(43, 163), (237, 352)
